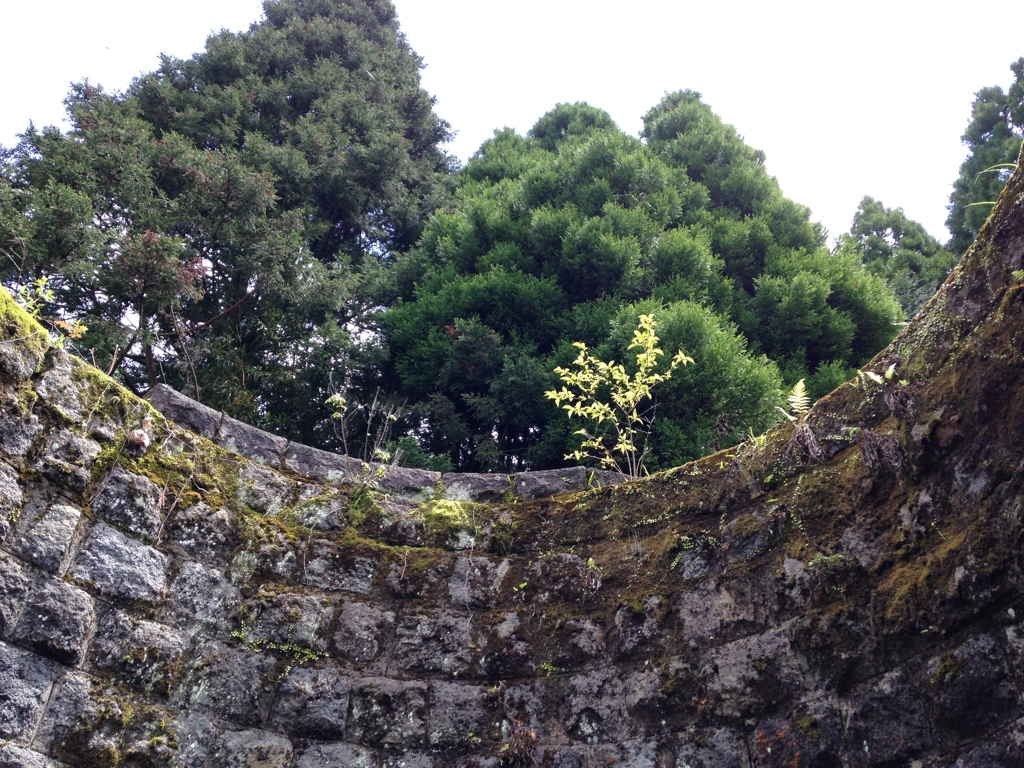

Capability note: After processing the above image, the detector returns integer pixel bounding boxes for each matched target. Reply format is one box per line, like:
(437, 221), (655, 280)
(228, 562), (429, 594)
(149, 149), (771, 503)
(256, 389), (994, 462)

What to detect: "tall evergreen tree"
(836, 196), (957, 317)
(0, 0), (454, 444)
(946, 57), (1024, 254)
(383, 97), (900, 471)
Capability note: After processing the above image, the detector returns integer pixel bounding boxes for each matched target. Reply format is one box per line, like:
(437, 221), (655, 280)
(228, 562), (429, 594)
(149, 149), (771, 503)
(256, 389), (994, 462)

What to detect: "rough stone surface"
(512, 465), (592, 500)
(331, 601), (395, 663)
(88, 610), (186, 698)
(90, 466), (163, 541)
(0, 744), (63, 768)
(7, 502), (81, 573)
(282, 441), (365, 483)
(29, 670), (101, 759)
(0, 551), (31, 637)
(32, 350), (84, 423)
(217, 414), (288, 467)
(164, 502), (237, 565)
(11, 577), (94, 666)
(347, 677), (428, 748)
(393, 611), (473, 677)
(270, 665), (349, 738)
(244, 587), (333, 651)
(209, 729), (293, 768)
(171, 641), (276, 727)
(0, 641), (54, 740)
(70, 522), (168, 603)
(0, 460), (24, 519)
(303, 540), (376, 594)
(0, 290), (50, 381)
(166, 559), (242, 632)
(34, 429), (100, 493)
(440, 472), (511, 502)
(428, 681), (485, 748)
(295, 742), (377, 768)
(146, 383), (222, 438)
(0, 399), (41, 457)
(448, 555), (509, 608)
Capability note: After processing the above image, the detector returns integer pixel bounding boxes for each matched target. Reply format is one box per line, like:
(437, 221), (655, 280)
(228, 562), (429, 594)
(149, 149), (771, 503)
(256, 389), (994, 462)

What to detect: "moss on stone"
(0, 287), (50, 367)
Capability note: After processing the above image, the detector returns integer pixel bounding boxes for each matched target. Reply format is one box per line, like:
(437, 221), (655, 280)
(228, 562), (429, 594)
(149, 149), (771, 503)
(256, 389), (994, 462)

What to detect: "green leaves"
(947, 58), (1024, 254)
(546, 314), (692, 477)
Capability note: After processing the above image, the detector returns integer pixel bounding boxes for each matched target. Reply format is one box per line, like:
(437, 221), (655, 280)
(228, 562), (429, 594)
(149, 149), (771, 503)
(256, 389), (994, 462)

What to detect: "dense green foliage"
(0, 0), (453, 443)
(947, 58), (1024, 254)
(547, 313), (693, 478)
(835, 196), (957, 317)
(2, 0), (933, 474)
(383, 96), (901, 471)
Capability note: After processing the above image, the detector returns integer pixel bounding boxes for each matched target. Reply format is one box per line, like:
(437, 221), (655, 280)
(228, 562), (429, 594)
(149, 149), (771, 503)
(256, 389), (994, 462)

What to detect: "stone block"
(928, 633), (1017, 735)
(90, 466), (163, 541)
(0, 744), (63, 768)
(0, 299), (48, 380)
(562, 667), (663, 744)
(167, 713), (217, 768)
(0, 395), (43, 457)
(374, 464), (439, 499)
(209, 729), (293, 768)
(347, 677), (428, 748)
(34, 429), (100, 493)
(70, 522), (168, 604)
(283, 441), (364, 483)
(32, 350), (84, 424)
(270, 665), (349, 738)
(331, 601), (395, 663)
(0, 641), (54, 741)
(511, 466), (590, 500)
(440, 472), (511, 502)
(166, 560), (242, 633)
(295, 743), (377, 768)
(477, 612), (532, 679)
(303, 539), (376, 594)
(428, 681), (486, 748)
(7, 502), (81, 573)
(674, 727), (746, 768)
(146, 383), (222, 439)
(88, 610), (187, 698)
(12, 577), (94, 666)
(0, 551), (31, 638)
(702, 628), (806, 719)
(393, 611), (473, 677)
(165, 502), (237, 565)
(843, 669), (933, 767)
(0, 460), (23, 524)
(236, 461), (292, 516)
(449, 556), (509, 609)
(171, 640), (276, 727)
(244, 588), (333, 651)
(30, 670), (103, 760)
(383, 754), (434, 768)
(216, 414), (288, 466)
(610, 596), (667, 659)
(674, 580), (769, 646)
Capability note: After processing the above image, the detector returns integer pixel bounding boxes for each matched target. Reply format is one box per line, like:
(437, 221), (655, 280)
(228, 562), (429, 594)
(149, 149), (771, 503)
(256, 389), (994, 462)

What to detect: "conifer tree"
(0, 0), (454, 443)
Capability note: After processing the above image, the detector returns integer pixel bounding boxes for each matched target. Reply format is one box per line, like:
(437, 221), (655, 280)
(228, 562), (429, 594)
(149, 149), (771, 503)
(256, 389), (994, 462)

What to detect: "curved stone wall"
(2, 158), (1024, 767)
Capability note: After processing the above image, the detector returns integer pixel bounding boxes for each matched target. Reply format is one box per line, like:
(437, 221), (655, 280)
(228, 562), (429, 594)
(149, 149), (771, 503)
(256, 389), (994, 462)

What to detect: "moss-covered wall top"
(2, 151), (1024, 767)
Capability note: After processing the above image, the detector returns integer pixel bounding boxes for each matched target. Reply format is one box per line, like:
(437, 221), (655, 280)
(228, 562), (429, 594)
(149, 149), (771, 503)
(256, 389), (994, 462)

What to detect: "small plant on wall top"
(546, 314), (692, 478)
(777, 379), (824, 463)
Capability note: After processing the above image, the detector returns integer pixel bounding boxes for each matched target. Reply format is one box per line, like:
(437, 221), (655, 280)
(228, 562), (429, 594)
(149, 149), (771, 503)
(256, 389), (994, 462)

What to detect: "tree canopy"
(947, 57), (1024, 254)
(0, 0), (454, 443)
(835, 196), (957, 318)
(382, 95), (901, 471)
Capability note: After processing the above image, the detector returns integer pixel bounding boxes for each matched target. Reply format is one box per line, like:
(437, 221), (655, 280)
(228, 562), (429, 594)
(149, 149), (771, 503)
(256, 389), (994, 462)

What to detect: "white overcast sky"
(2, 1), (1023, 244)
